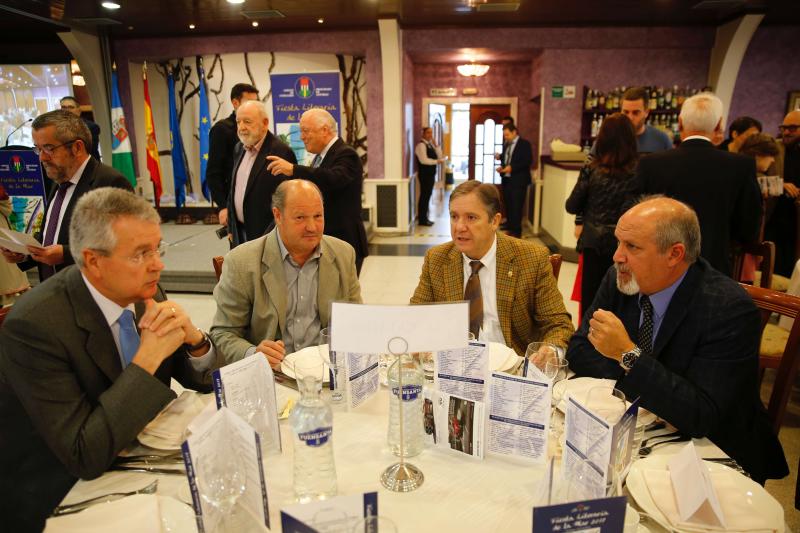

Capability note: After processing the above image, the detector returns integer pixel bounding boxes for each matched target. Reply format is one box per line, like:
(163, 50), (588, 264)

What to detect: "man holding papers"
(0, 188), (217, 532)
(210, 179), (362, 368)
(566, 196), (788, 484)
(411, 180), (574, 356)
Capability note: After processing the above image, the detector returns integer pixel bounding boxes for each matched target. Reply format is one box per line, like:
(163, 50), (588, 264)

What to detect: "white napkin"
(45, 494), (161, 533)
(642, 468), (780, 532)
(138, 391), (208, 447)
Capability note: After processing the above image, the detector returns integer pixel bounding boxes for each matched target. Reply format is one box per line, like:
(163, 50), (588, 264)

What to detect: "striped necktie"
(464, 260), (484, 339)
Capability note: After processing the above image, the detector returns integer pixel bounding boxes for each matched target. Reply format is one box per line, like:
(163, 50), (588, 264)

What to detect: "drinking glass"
(320, 328), (344, 403)
(311, 508), (349, 533)
(349, 516), (398, 533)
(525, 342), (559, 379)
(196, 453), (247, 533)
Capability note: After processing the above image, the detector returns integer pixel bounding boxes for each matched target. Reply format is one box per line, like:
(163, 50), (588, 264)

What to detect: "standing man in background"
(415, 127), (445, 226)
(496, 124), (532, 238)
(766, 110), (800, 276)
(60, 96), (101, 162)
(207, 83), (259, 228)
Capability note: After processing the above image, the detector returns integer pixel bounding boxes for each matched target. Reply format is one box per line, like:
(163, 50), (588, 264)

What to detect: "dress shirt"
(44, 156), (89, 242)
(682, 134), (712, 143)
(415, 141), (443, 165)
(308, 136), (339, 166)
(276, 229), (322, 354)
(233, 135), (265, 223)
(461, 236), (504, 343)
(81, 273), (214, 370)
(638, 270), (688, 344)
(502, 137), (518, 176)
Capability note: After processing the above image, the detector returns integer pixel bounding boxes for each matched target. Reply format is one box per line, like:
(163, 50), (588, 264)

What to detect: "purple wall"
(729, 25), (800, 137)
(402, 51), (415, 178)
(112, 29), (384, 179)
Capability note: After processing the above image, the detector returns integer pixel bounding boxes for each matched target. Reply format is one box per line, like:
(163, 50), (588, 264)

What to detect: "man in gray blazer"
(211, 179), (362, 368)
(0, 188), (217, 532)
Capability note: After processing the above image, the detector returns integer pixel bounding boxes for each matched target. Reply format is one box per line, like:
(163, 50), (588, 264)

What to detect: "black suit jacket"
(207, 111), (238, 207)
(293, 138), (369, 264)
(505, 136), (533, 186)
(19, 158), (133, 280)
(0, 267), (217, 532)
(227, 131), (296, 246)
(566, 259), (788, 483)
(637, 138), (761, 276)
(83, 118), (101, 162)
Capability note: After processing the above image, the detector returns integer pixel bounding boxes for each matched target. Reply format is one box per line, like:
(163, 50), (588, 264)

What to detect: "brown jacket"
(410, 233), (574, 355)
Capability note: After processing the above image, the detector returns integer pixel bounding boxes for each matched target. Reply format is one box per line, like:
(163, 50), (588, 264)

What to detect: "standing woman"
(566, 113), (639, 309)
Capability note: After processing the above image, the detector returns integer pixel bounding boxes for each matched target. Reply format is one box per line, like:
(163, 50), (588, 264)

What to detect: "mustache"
(615, 263), (631, 274)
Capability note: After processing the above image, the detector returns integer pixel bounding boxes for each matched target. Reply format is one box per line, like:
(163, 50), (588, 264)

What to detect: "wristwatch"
(185, 329), (211, 352)
(620, 345), (642, 371)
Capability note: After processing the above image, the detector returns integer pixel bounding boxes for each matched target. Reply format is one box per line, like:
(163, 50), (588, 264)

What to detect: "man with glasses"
(60, 96), (101, 162)
(0, 187), (217, 532)
(0, 110), (132, 282)
(765, 110), (800, 275)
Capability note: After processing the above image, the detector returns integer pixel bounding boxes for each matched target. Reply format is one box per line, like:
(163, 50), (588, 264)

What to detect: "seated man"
(566, 196), (787, 484)
(0, 188), (217, 532)
(411, 180), (574, 356)
(210, 179), (362, 368)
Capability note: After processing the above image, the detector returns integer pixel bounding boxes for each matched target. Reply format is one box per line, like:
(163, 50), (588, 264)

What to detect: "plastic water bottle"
(387, 354), (425, 457)
(289, 375), (337, 503)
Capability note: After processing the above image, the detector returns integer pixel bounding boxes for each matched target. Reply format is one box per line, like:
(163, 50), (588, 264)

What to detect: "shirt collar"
(81, 272), (135, 327)
(316, 136), (339, 163)
(640, 269), (688, 321)
(68, 156), (91, 185)
(247, 134), (266, 153)
(682, 135), (712, 143)
(462, 234), (497, 269)
(276, 228), (321, 265)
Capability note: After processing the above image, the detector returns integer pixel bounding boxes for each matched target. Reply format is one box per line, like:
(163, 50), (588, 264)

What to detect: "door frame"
(421, 97), (518, 136)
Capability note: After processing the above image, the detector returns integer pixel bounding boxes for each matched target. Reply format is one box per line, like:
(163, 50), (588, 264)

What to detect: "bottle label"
(298, 426), (333, 447)
(392, 384), (422, 401)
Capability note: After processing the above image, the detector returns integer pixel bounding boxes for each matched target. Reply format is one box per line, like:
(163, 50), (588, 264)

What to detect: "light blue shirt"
(638, 270), (688, 345)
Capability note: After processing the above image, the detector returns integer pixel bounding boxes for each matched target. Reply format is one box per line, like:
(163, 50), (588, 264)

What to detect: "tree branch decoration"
(205, 54), (226, 121)
(263, 52), (276, 103)
(337, 54), (368, 168)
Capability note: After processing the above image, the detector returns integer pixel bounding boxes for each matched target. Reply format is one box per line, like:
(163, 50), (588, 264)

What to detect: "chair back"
(548, 254), (563, 281)
(731, 241), (775, 288)
(212, 256), (224, 282)
(741, 283), (800, 432)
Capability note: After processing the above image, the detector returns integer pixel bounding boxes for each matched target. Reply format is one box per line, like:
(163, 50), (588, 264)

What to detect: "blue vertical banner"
(198, 65), (211, 201)
(167, 71), (189, 209)
(269, 72), (342, 164)
(0, 150), (46, 234)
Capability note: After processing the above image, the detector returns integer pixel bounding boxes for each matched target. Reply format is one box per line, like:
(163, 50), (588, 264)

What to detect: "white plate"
(281, 345), (331, 383)
(553, 378), (657, 427)
(159, 495), (198, 533)
(489, 342), (519, 372)
(627, 455), (784, 533)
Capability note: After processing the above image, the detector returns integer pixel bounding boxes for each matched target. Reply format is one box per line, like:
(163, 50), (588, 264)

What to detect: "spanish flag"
(143, 61), (162, 207)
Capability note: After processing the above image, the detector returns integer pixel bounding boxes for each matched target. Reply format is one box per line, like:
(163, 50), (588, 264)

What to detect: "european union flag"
(167, 71), (188, 209)
(198, 65), (211, 201)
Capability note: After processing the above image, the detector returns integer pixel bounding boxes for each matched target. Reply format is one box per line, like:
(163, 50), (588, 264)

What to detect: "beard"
(615, 263), (640, 295)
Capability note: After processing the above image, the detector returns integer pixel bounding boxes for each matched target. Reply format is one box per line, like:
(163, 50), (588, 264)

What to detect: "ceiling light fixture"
(189, 24), (196, 29)
(457, 62), (490, 77)
(251, 21), (259, 27)
(317, 18), (324, 23)
(101, 1), (121, 9)
(227, 0), (245, 4)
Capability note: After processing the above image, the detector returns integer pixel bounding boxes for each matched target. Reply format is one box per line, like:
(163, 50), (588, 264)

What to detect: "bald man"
(566, 196), (787, 484)
(765, 110), (800, 275)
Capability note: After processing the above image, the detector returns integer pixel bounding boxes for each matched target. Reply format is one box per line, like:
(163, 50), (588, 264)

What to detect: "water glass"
(350, 515), (398, 533)
(525, 342), (559, 379)
(320, 328), (344, 403)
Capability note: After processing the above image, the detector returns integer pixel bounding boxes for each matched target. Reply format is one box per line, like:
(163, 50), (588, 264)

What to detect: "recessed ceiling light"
(317, 18), (324, 23)
(251, 21), (259, 27)
(101, 2), (121, 9)
(128, 25), (134, 30)
(226, 0), (245, 3)
(189, 24), (196, 29)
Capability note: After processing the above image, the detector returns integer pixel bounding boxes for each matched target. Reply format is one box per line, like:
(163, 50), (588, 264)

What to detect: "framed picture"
(788, 91), (800, 114)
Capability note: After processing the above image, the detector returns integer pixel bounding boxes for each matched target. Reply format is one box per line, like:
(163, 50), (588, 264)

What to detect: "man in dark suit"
(227, 100), (296, 246)
(0, 110), (133, 282)
(496, 124), (532, 238)
(60, 96), (101, 161)
(637, 92), (761, 276)
(567, 196), (787, 484)
(267, 108), (369, 274)
(207, 83), (259, 227)
(0, 188), (217, 532)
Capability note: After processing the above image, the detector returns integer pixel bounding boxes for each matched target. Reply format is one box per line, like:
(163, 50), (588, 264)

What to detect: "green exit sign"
(551, 86), (564, 98)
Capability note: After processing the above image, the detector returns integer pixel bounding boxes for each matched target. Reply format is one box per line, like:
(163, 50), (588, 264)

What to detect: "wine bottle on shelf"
(598, 91), (606, 109)
(612, 87), (620, 110)
(649, 88), (658, 110)
(664, 87), (672, 108)
(585, 89), (594, 111)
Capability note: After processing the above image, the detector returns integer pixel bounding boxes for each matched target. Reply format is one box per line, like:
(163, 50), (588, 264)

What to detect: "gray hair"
(32, 109), (92, 153)
(679, 92), (724, 134)
(301, 108), (338, 135)
(638, 194), (702, 263)
(237, 99), (269, 120)
(272, 179), (323, 212)
(70, 188), (160, 267)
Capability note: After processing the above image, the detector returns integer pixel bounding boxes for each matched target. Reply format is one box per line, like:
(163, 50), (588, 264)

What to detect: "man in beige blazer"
(210, 179), (362, 368)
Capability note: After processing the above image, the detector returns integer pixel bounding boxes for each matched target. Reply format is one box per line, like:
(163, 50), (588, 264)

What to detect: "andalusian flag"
(198, 64), (211, 201)
(110, 65), (136, 188)
(142, 62), (163, 207)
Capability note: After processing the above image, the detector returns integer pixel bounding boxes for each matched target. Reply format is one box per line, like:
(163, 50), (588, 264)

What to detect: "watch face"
(623, 351), (638, 368)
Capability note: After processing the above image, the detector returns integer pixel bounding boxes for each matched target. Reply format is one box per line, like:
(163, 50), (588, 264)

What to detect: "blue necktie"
(118, 309), (140, 367)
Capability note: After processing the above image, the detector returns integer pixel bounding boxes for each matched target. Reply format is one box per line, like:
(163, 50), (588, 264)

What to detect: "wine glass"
(319, 328), (344, 403)
(524, 342), (559, 379)
(196, 453), (247, 532)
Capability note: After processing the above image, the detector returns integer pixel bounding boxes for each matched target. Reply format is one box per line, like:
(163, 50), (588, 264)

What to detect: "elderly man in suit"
(0, 188), (217, 532)
(266, 108), (369, 274)
(637, 92), (761, 276)
(496, 123), (533, 238)
(210, 179), (362, 369)
(567, 196), (787, 484)
(1, 110), (133, 281)
(411, 180), (574, 356)
(227, 100), (296, 246)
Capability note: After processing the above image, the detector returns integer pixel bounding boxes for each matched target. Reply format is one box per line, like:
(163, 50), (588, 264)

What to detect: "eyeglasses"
(778, 124), (799, 133)
(95, 241), (167, 265)
(33, 140), (77, 156)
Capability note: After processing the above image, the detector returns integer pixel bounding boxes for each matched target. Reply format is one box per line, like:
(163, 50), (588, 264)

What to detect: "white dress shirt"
(45, 156), (90, 242)
(415, 141), (443, 165)
(461, 236), (504, 343)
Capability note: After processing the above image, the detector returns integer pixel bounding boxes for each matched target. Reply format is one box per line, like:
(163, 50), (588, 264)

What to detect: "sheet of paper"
(563, 396), (614, 497)
(212, 353), (282, 454)
(330, 301), (469, 354)
(182, 408), (270, 533)
(0, 226), (42, 254)
(431, 390), (485, 459)
(344, 352), (380, 408)
(668, 441), (726, 528)
(487, 372), (550, 463)
(280, 492), (378, 533)
(435, 341), (489, 402)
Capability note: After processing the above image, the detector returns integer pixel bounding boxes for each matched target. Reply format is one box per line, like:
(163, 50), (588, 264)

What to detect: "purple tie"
(40, 182), (72, 280)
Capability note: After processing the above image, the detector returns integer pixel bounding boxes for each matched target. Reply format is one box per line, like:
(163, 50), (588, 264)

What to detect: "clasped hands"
(586, 309), (635, 363)
(134, 300), (207, 373)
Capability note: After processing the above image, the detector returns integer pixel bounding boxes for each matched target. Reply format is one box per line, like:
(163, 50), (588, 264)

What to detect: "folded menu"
(137, 391), (208, 449)
(45, 494), (162, 533)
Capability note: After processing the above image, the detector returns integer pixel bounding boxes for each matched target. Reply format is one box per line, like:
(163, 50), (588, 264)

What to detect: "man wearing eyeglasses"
(0, 187), (217, 532)
(765, 110), (800, 276)
(0, 110), (132, 282)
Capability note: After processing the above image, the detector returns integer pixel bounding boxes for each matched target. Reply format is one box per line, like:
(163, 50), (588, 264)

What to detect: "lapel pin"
(508, 270), (513, 278)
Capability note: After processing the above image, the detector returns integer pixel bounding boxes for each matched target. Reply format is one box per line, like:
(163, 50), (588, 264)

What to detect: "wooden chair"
(548, 254), (563, 281)
(741, 284), (800, 433)
(0, 306), (11, 329)
(212, 256), (224, 282)
(731, 241), (775, 289)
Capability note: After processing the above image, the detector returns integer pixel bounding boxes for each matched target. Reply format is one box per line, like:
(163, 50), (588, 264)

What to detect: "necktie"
(118, 309), (141, 367)
(311, 154), (322, 168)
(40, 182), (73, 280)
(638, 295), (654, 354)
(464, 260), (484, 339)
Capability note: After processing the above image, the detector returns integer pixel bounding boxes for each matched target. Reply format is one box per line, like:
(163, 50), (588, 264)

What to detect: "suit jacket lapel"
(650, 264), (700, 357)
(55, 158), (95, 245)
(495, 234), (515, 345)
(319, 138), (342, 168)
(318, 239), (337, 326)
(244, 133), (271, 201)
(445, 244), (465, 302)
(263, 231), (288, 335)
